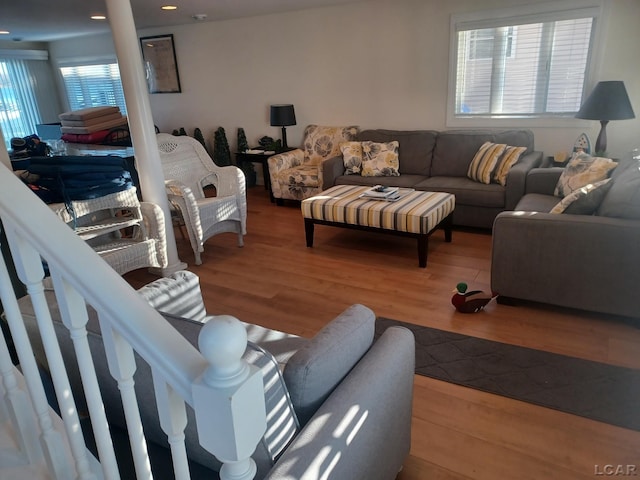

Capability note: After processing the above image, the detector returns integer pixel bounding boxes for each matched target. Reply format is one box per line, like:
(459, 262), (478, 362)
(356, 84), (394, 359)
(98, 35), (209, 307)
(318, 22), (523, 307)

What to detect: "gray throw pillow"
(283, 304), (375, 427)
(597, 160), (640, 219)
(564, 180), (613, 215)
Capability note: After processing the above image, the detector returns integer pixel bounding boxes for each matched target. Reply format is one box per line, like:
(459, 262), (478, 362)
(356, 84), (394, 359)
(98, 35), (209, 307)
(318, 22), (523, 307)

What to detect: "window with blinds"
(451, 4), (600, 119)
(60, 63), (127, 115)
(0, 54), (47, 148)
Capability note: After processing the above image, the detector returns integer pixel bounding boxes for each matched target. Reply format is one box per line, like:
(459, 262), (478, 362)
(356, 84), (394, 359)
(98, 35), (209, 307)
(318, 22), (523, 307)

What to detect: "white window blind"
(0, 58), (44, 148)
(60, 63), (127, 115)
(452, 5), (598, 119)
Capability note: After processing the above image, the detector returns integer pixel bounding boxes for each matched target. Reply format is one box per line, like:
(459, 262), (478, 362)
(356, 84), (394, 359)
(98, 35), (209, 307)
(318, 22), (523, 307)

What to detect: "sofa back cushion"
(283, 304), (375, 427)
(357, 129), (437, 176)
(597, 158), (640, 219)
(432, 129), (534, 178)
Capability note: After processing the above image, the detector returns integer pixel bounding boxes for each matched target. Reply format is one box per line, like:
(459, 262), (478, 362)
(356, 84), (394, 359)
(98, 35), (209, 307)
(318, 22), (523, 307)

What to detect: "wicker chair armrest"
(139, 201), (168, 268)
(164, 180), (204, 243)
(207, 166), (246, 198)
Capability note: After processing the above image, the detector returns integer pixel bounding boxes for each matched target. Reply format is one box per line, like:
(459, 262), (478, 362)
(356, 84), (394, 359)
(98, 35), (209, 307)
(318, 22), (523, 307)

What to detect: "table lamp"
(575, 81), (635, 154)
(270, 104), (296, 150)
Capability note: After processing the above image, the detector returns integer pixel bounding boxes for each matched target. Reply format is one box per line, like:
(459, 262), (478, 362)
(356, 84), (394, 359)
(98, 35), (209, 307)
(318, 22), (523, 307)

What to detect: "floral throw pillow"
(361, 141), (400, 177)
(554, 153), (617, 197)
(341, 142), (363, 175)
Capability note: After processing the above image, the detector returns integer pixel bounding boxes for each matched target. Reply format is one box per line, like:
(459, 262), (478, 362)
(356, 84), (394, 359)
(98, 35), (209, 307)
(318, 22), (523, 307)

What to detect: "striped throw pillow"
(468, 142), (506, 184)
(493, 145), (527, 186)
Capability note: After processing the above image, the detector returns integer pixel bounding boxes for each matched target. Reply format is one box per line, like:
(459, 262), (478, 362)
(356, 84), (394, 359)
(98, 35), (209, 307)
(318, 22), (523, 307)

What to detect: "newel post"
(192, 315), (266, 480)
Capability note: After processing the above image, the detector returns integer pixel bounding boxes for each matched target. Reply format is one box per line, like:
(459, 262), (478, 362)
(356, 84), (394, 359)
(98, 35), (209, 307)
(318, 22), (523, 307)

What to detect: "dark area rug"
(376, 317), (640, 431)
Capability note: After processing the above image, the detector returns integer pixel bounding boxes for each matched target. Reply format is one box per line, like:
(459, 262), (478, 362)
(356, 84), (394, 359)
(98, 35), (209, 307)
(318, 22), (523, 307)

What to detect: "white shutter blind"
(60, 63), (127, 115)
(454, 10), (595, 118)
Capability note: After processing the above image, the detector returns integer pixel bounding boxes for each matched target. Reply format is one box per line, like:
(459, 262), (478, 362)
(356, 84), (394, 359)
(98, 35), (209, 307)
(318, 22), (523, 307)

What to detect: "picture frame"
(139, 34), (182, 94)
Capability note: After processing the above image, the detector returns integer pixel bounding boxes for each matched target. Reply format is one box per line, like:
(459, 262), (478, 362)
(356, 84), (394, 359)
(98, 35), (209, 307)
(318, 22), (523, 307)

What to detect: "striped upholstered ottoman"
(301, 185), (455, 267)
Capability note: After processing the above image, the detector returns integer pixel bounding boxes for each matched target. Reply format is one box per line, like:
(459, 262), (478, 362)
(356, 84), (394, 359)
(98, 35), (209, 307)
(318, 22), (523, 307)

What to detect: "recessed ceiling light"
(91, 15), (107, 20)
(161, 5), (178, 10)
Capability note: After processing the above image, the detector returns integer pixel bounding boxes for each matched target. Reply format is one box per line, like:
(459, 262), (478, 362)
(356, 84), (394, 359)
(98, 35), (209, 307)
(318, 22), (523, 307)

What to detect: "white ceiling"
(1, 0), (361, 43)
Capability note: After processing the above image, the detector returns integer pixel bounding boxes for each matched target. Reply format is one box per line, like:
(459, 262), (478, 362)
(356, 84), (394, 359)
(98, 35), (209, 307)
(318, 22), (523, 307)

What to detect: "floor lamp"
(575, 81), (635, 154)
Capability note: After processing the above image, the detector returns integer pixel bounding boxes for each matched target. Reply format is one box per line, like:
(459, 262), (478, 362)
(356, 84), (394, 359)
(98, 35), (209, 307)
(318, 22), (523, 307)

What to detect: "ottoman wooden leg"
(304, 218), (315, 247)
(417, 235), (428, 268)
(442, 213), (453, 242)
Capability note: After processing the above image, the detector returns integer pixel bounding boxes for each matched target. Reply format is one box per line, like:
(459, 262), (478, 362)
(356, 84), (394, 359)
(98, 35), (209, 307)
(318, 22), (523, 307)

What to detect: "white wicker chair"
(156, 133), (247, 265)
(50, 187), (168, 275)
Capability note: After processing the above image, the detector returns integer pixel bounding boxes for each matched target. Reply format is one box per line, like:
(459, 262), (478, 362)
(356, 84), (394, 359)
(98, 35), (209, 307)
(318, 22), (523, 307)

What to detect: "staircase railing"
(0, 162), (266, 480)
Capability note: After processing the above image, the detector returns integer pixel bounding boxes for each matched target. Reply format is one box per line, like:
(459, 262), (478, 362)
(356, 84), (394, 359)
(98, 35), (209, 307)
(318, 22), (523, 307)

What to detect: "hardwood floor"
(125, 187), (640, 480)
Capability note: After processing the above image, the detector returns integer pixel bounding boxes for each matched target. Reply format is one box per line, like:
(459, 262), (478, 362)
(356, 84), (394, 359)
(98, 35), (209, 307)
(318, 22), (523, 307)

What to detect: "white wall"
(48, 0), (640, 159)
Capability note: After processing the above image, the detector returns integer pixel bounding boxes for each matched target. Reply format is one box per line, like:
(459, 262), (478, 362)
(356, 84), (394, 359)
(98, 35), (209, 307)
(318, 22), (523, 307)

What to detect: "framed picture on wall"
(139, 34), (182, 94)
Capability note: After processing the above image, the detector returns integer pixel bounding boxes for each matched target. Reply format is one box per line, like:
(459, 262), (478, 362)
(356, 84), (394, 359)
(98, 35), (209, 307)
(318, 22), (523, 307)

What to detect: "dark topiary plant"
(237, 128), (249, 153)
(213, 127), (232, 166)
(193, 128), (207, 152)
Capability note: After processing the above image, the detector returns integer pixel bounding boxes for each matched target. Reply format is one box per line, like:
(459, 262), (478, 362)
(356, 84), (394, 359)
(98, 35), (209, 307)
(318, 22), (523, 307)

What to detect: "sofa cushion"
(283, 304), (375, 427)
(467, 142), (507, 184)
(549, 179), (612, 214)
(554, 153), (617, 197)
(597, 159), (640, 219)
(514, 193), (559, 213)
(357, 129), (437, 176)
(340, 141), (363, 175)
(336, 173), (426, 189)
(415, 176), (505, 208)
(361, 141), (400, 177)
(493, 145), (527, 186)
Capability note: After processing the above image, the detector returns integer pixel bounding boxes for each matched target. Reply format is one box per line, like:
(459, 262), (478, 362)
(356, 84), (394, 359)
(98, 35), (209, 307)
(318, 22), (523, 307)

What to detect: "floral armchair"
(268, 125), (359, 203)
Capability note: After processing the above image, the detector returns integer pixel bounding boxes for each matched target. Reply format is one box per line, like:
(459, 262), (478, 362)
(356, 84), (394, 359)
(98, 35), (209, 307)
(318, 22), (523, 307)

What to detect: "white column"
(105, 0), (186, 275)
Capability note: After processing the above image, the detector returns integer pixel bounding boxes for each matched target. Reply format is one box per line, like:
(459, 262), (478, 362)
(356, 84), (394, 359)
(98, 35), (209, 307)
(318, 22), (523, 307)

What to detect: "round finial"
(198, 315), (249, 386)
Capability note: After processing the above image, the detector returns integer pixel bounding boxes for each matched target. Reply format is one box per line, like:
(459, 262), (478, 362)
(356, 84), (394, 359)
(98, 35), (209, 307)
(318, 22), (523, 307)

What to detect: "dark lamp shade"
(576, 81), (635, 121)
(270, 104), (296, 127)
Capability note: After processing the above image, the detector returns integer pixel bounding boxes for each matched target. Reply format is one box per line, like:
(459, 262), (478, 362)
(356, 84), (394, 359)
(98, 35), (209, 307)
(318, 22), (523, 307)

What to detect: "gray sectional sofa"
(323, 129), (543, 228)
(491, 157), (640, 319)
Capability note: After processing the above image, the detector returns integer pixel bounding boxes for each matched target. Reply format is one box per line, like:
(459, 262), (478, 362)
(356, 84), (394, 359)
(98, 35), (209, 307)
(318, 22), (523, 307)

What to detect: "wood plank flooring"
(125, 187), (640, 480)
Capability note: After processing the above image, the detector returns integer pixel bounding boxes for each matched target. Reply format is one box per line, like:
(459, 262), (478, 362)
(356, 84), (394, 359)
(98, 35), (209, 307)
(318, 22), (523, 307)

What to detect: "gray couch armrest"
(322, 155), (345, 189)
(491, 211), (640, 318)
(504, 151), (543, 210)
(264, 326), (415, 480)
(525, 167), (563, 195)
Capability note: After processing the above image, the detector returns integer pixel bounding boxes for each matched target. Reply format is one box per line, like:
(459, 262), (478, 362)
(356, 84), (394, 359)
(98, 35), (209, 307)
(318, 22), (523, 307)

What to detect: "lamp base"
(281, 126), (288, 150)
(595, 120), (608, 155)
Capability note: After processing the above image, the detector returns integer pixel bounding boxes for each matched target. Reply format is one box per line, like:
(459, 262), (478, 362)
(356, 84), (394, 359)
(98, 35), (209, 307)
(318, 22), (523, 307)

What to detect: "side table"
(235, 148), (296, 203)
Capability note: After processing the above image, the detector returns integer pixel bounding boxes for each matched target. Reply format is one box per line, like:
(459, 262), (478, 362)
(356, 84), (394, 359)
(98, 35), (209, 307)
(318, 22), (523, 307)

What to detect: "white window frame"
(446, 0), (608, 129)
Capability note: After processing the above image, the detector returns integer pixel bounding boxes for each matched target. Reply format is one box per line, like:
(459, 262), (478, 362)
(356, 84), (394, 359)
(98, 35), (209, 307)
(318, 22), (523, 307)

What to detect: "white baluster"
(152, 372), (190, 480)
(1, 228), (75, 479)
(192, 315), (267, 480)
(0, 254), (42, 464)
(100, 320), (152, 480)
(50, 270), (121, 480)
